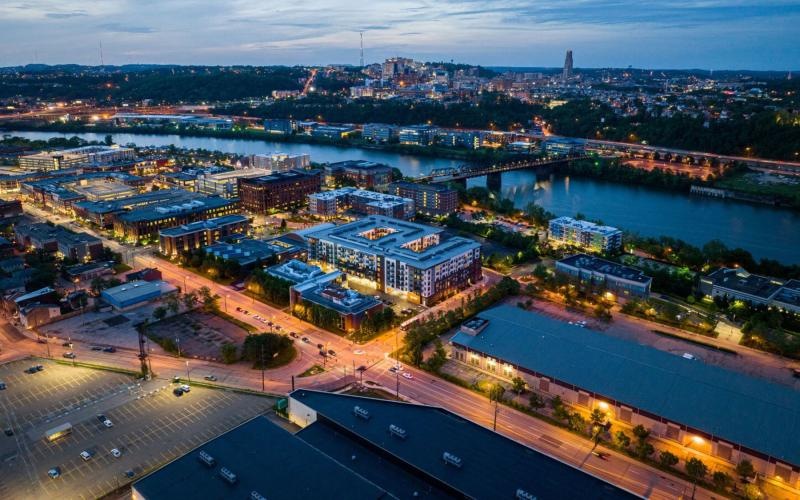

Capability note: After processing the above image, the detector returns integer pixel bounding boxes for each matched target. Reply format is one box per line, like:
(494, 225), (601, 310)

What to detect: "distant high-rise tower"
(360, 32), (364, 67)
(562, 50), (573, 81)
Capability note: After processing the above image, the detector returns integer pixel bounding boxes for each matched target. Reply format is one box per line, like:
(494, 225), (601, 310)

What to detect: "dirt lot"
(146, 312), (250, 361)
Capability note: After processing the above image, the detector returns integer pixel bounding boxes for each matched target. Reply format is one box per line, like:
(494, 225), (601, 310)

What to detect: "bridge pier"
(486, 172), (502, 191)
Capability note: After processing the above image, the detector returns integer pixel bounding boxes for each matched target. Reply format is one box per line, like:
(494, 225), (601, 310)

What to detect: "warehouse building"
(100, 280), (177, 310)
(450, 305), (800, 487)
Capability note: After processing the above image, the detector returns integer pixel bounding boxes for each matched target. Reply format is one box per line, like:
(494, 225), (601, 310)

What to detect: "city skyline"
(0, 1), (799, 70)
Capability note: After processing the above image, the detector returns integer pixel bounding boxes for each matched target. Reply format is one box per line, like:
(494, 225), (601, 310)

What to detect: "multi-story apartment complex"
(237, 169), (322, 213)
(14, 223), (103, 261)
(248, 153), (310, 172)
(113, 196), (240, 244)
(18, 145), (136, 171)
(305, 215), (482, 305)
(308, 188), (414, 220)
(323, 160), (393, 189)
(555, 254), (652, 298)
(195, 169), (273, 199)
(362, 123), (400, 143)
(158, 214), (250, 257)
(388, 181), (459, 216)
(74, 190), (200, 228)
(548, 216), (623, 253)
(398, 125), (439, 146)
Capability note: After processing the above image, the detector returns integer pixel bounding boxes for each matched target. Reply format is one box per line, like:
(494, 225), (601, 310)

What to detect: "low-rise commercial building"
(450, 305), (800, 488)
(548, 216), (623, 253)
(18, 145), (135, 171)
(65, 261), (114, 282)
(308, 187), (414, 219)
(700, 267), (800, 313)
(323, 160), (392, 190)
(263, 118), (295, 135)
(362, 123), (399, 143)
(14, 223), (103, 261)
(205, 237), (305, 268)
(388, 181), (459, 216)
(310, 125), (357, 140)
(194, 169), (272, 198)
(305, 215), (482, 305)
(0, 198), (23, 218)
(113, 196), (240, 244)
(247, 153), (310, 172)
(74, 189), (197, 228)
(398, 124), (439, 146)
(158, 214), (250, 257)
(237, 169), (322, 213)
(100, 280), (177, 310)
(555, 253), (652, 298)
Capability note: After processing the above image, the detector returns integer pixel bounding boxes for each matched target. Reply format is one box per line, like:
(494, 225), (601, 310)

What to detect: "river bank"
(3, 128), (798, 264)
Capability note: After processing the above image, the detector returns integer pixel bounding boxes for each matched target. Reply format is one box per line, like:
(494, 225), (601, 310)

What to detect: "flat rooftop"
(74, 189), (194, 214)
(159, 214), (248, 237)
(291, 390), (635, 500)
(305, 215), (480, 269)
(101, 280), (176, 302)
(132, 416), (386, 500)
(558, 254), (652, 284)
(451, 305), (800, 467)
(297, 282), (380, 315)
(325, 160), (391, 172)
(266, 259), (325, 284)
(549, 216), (621, 237)
(705, 267), (783, 300)
(117, 196), (236, 223)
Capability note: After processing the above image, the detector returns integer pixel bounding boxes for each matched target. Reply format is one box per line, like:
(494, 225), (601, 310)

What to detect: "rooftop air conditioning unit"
(219, 467), (237, 484)
(353, 405), (370, 420)
(197, 450), (215, 467)
(442, 452), (462, 468)
(389, 424), (407, 439)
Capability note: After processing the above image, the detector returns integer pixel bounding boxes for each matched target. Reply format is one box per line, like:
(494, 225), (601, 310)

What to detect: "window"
(774, 463), (792, 483)
(538, 379), (550, 393)
(619, 407), (632, 423)
(716, 443), (732, 462)
(577, 392), (590, 407)
(665, 425), (680, 441)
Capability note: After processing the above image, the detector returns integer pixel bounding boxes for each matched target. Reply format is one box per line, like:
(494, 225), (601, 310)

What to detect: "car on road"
(389, 366), (397, 373)
(289, 332), (299, 339)
(36, 338), (47, 344)
(402, 372), (413, 380)
(682, 353), (696, 360)
(4, 428), (13, 436)
(62, 352), (76, 359)
(274, 325), (282, 331)
(180, 384), (191, 393)
(301, 337), (309, 343)
(354, 349), (364, 355)
(80, 450), (93, 461)
(316, 343), (323, 349)
(204, 375), (218, 381)
(327, 349), (336, 357)
(47, 467), (61, 479)
(90, 346), (103, 351)
(103, 346), (116, 353)
(318, 350), (327, 357)
(124, 469), (136, 478)
(61, 341), (72, 348)
(110, 448), (121, 458)
(236, 306), (242, 312)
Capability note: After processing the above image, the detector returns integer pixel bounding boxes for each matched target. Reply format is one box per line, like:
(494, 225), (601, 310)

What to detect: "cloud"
(45, 11), (87, 19)
(98, 23), (156, 34)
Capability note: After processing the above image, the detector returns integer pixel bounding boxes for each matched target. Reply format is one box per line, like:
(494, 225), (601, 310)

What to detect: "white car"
(353, 349), (364, 355)
(110, 448), (121, 458)
(103, 419), (113, 428)
(402, 372), (413, 380)
(80, 451), (93, 461)
(180, 384), (191, 393)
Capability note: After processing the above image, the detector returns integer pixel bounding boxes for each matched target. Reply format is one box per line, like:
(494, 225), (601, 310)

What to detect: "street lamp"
(185, 360), (191, 384)
(175, 336), (181, 358)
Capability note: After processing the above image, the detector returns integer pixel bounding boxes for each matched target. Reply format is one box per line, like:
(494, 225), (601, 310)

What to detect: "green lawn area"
(298, 364), (325, 377)
(716, 172), (800, 205)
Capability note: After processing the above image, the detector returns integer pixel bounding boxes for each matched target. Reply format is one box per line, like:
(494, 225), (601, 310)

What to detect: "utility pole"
(185, 360), (191, 384)
(260, 343), (265, 392)
(359, 32), (364, 67)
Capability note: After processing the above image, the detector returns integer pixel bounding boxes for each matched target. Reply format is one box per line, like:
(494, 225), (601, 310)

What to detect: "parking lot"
(0, 359), (274, 499)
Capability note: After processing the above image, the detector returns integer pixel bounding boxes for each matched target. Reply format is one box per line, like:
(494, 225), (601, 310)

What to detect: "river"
(5, 130), (799, 264)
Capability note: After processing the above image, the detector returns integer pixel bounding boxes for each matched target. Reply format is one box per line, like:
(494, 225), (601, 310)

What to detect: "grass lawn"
(298, 364), (325, 378)
(716, 172), (800, 205)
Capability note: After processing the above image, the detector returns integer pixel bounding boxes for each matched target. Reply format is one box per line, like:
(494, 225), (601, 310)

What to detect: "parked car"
(47, 467), (61, 479)
(4, 428), (13, 437)
(180, 384), (191, 393)
(301, 337), (309, 343)
(204, 375), (218, 381)
(80, 450), (93, 461)
(173, 387), (184, 397)
(124, 470), (135, 478)
(327, 349), (336, 357)
(62, 352), (76, 359)
(316, 343), (324, 349)
(103, 419), (113, 428)
(61, 341), (72, 348)
(289, 332), (299, 339)
(110, 448), (121, 458)
(0, 381), (6, 390)
(96, 414), (107, 423)
(102, 347), (116, 353)
(90, 346), (103, 351)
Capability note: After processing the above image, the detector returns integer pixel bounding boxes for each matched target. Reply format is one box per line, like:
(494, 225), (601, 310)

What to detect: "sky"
(0, 0), (798, 70)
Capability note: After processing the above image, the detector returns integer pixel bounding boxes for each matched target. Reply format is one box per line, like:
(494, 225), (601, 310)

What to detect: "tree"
(685, 457), (708, 497)
(528, 393), (544, 410)
(736, 459), (756, 480)
(152, 306), (167, 321)
(488, 383), (506, 403)
(511, 376), (526, 394)
(614, 431), (631, 449)
(425, 340), (448, 372)
(589, 408), (607, 426)
(220, 342), (238, 364)
(241, 333), (292, 368)
(712, 471), (732, 491)
(568, 412), (587, 433)
(198, 286), (219, 312)
(182, 291), (198, 310)
(165, 294), (180, 315)
(634, 441), (655, 459)
(659, 451), (679, 468)
(104, 134), (113, 146)
(632, 424), (651, 442)
(740, 484), (763, 500)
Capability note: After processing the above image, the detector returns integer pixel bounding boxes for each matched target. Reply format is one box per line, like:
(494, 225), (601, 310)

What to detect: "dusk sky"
(1, 0), (798, 70)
